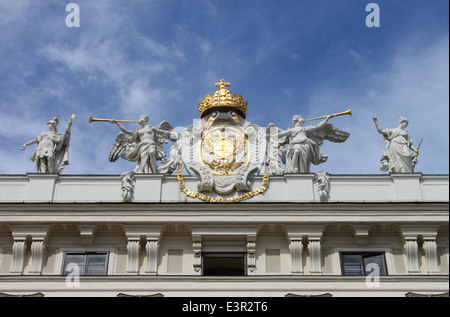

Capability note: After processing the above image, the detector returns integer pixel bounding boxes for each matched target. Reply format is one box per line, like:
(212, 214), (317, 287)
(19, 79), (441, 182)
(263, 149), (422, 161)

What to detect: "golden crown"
(198, 79), (248, 119)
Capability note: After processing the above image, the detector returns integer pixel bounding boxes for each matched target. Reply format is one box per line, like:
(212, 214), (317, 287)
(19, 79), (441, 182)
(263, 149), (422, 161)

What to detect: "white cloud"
(306, 33), (449, 174)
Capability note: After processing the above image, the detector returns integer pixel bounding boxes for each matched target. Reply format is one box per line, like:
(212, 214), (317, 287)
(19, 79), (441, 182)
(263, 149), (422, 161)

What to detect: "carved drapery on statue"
(373, 115), (419, 173)
(21, 115), (75, 174)
(108, 116), (177, 174)
(267, 111), (350, 174)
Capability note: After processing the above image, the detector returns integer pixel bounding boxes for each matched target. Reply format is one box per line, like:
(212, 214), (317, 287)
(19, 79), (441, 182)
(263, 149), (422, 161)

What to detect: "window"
(63, 252), (109, 276)
(340, 252), (387, 276)
(202, 253), (246, 276)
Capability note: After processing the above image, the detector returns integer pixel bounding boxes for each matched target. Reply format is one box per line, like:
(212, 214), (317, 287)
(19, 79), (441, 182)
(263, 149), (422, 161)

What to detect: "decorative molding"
(308, 238), (323, 275)
(29, 240), (46, 274)
(285, 293), (332, 297)
(352, 225), (370, 246)
(123, 225), (163, 275)
(126, 240), (140, 274)
(117, 293), (164, 297)
(0, 292), (45, 297)
(324, 224), (353, 235)
(145, 239), (159, 275)
(313, 171), (330, 201)
(120, 171), (136, 202)
(370, 224), (399, 234)
(192, 234), (202, 275)
(246, 235), (256, 275)
(10, 240), (26, 274)
(289, 239), (304, 274)
(399, 225), (440, 275)
(423, 239), (440, 274)
(9, 225), (50, 275)
(405, 292), (449, 297)
(78, 225), (97, 246)
(286, 225), (324, 275)
(404, 240), (421, 274)
(163, 224), (191, 235)
(51, 224), (78, 233)
(96, 224), (124, 233)
(258, 224), (285, 234)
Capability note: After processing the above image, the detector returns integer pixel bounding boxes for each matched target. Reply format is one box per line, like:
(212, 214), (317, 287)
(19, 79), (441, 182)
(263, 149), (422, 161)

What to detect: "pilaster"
(399, 226), (422, 274)
(308, 237), (323, 275)
(123, 225), (163, 275)
(285, 230), (304, 275)
(29, 240), (46, 274)
(399, 225), (441, 275)
(422, 228), (440, 274)
(10, 240), (26, 274)
(289, 239), (304, 274)
(423, 239), (440, 274)
(126, 240), (140, 274)
(10, 225), (50, 275)
(286, 225), (324, 275)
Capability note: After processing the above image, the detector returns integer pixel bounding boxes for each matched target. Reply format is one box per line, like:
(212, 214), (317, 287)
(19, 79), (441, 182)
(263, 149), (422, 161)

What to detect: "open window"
(202, 253), (246, 276)
(340, 252), (387, 276)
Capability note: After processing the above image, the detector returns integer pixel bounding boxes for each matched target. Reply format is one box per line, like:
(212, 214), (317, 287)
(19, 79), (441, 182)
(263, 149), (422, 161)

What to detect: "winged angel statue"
(267, 114), (350, 174)
(109, 115), (178, 173)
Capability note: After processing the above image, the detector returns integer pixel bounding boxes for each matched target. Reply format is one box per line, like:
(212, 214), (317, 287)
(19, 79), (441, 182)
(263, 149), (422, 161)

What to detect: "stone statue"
(21, 115), (75, 173)
(373, 115), (419, 173)
(108, 115), (178, 173)
(268, 113), (350, 173)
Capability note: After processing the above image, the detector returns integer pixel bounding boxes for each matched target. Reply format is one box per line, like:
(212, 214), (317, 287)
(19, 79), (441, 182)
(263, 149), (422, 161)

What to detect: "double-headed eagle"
(201, 127), (247, 175)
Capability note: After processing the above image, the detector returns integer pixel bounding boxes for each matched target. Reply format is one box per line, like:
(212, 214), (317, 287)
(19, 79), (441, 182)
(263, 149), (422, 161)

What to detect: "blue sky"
(0, 0), (448, 175)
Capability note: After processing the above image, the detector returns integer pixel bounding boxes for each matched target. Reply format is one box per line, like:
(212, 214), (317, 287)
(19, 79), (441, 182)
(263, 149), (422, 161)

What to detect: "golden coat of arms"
(199, 125), (249, 175)
(177, 79), (268, 201)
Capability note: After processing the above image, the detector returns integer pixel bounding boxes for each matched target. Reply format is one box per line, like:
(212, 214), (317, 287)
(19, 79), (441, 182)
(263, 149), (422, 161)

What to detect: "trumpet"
(304, 108), (352, 122)
(89, 115), (139, 124)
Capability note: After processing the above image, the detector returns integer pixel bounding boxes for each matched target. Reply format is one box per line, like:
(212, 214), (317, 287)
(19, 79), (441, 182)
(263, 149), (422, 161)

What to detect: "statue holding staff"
(373, 115), (419, 173)
(21, 114), (75, 173)
(268, 109), (351, 173)
(91, 114), (177, 173)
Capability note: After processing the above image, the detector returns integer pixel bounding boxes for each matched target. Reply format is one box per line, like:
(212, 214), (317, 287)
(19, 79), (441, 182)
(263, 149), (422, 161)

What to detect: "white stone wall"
(0, 223), (448, 276)
(0, 173), (448, 296)
(0, 174), (448, 203)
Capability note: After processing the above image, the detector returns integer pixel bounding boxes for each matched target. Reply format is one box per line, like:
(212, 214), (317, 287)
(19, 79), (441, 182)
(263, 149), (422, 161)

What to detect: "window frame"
(339, 251), (388, 276)
(60, 249), (115, 276)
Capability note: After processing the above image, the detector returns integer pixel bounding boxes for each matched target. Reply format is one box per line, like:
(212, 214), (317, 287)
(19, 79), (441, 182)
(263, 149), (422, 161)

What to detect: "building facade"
(0, 172), (448, 297)
(1, 80), (448, 297)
